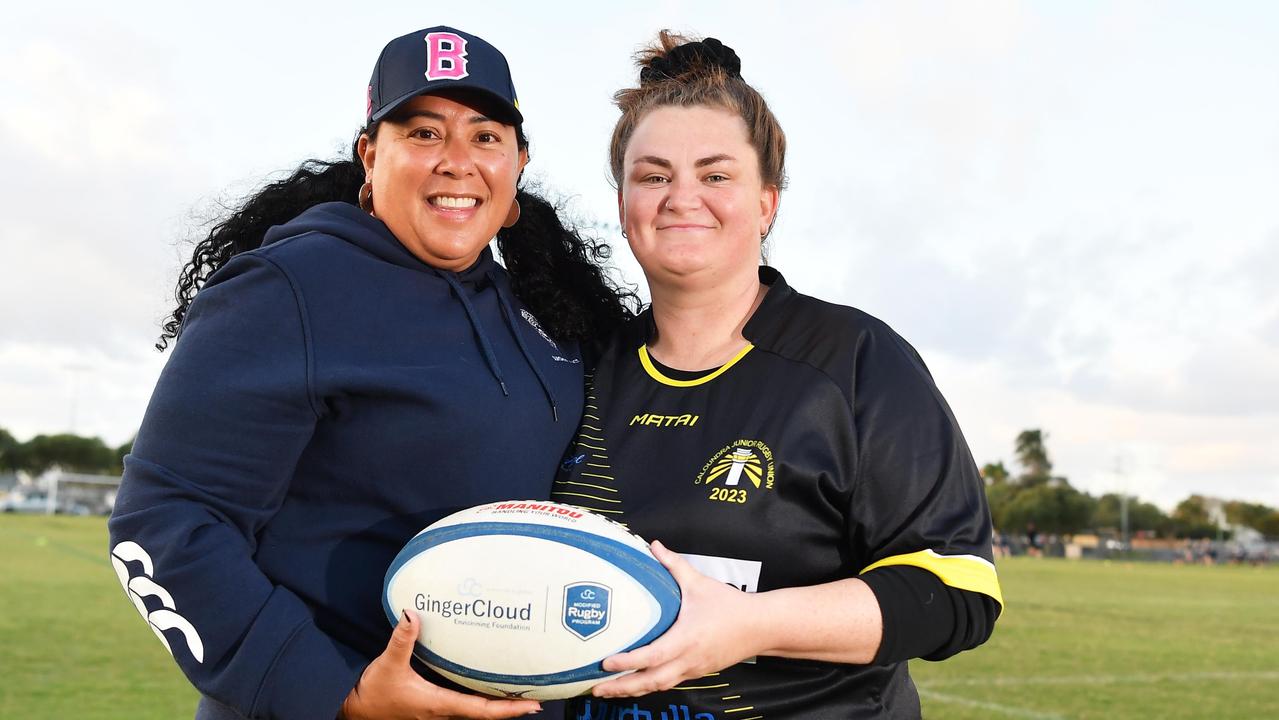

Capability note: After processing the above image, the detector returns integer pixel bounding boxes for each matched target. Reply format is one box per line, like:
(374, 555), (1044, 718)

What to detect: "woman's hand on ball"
(340, 610), (541, 720)
(590, 540), (763, 698)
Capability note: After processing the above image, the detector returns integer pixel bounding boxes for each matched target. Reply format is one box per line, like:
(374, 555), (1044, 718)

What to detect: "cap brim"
(369, 85), (523, 128)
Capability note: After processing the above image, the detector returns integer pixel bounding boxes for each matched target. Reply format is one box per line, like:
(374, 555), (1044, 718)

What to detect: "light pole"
(1115, 456), (1129, 550)
(63, 362), (91, 433)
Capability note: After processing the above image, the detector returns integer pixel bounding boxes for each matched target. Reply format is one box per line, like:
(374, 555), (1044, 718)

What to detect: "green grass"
(2, 516), (1276, 719)
(0, 515), (198, 719)
(912, 557), (1279, 719)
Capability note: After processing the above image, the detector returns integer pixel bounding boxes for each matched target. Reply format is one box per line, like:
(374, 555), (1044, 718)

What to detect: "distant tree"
(1173, 495), (1212, 524)
(0, 427), (20, 471)
(985, 430), (1082, 532)
(1093, 493), (1170, 535)
(1219, 500), (1279, 539)
(1257, 512), (1279, 539)
(1171, 495), (1220, 539)
(1001, 482), (1095, 536)
(1092, 493), (1120, 529)
(1014, 429), (1053, 486)
(19, 433), (117, 475)
(113, 436), (135, 474)
(1134, 501), (1173, 536)
(1224, 501), (1274, 531)
(981, 461), (1010, 486)
(984, 480), (1019, 532)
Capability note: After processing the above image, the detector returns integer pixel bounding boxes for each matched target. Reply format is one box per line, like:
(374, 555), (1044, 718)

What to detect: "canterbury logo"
(110, 541), (205, 663)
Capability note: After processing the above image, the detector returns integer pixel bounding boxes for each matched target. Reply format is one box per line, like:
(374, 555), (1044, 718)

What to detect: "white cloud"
(0, 41), (172, 170)
(0, 342), (165, 446)
(931, 354), (1279, 510)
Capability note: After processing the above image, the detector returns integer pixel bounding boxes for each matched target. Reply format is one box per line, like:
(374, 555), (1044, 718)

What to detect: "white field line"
(917, 689), (1066, 720)
(920, 669), (1279, 688)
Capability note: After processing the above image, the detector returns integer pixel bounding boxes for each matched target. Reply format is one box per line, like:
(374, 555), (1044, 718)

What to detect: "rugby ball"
(382, 500), (681, 699)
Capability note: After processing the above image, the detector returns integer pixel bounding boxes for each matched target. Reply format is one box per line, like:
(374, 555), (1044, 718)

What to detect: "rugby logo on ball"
(382, 501), (681, 699)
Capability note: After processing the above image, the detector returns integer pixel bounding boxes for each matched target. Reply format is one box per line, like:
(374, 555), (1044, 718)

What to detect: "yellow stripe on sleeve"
(861, 549), (1004, 607)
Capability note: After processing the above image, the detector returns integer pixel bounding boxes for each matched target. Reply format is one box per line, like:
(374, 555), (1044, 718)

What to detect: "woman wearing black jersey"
(553, 33), (1003, 718)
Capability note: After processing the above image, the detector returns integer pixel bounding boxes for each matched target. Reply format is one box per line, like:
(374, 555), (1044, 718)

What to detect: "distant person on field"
(1026, 522), (1043, 557)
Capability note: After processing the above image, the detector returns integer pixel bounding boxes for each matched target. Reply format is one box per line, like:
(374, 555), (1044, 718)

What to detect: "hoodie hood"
(261, 200), (556, 419)
(263, 201), (496, 288)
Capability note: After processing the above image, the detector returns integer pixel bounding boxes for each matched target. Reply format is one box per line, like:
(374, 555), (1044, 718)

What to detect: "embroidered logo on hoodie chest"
(522, 309), (579, 364)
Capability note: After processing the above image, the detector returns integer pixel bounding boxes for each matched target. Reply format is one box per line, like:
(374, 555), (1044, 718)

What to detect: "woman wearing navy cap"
(108, 27), (635, 720)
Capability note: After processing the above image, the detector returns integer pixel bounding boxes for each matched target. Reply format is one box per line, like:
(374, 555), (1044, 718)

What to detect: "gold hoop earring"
(358, 181), (375, 214)
(503, 198), (521, 228)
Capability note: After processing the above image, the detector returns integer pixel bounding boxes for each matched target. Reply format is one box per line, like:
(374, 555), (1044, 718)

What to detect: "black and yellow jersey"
(552, 268), (1002, 720)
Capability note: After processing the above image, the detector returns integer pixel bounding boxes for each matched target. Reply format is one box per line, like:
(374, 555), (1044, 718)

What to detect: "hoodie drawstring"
(490, 270), (560, 423)
(441, 272), (510, 398)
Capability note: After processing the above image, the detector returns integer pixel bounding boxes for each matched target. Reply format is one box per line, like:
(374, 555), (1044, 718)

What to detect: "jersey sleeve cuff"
(861, 565), (953, 665)
(861, 549), (1004, 607)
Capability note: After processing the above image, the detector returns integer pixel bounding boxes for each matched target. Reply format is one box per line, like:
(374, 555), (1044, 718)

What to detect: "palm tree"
(981, 461), (1010, 485)
(1015, 429), (1053, 485)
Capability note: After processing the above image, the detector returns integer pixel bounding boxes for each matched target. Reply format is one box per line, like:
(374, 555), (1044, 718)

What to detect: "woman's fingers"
(649, 540), (696, 583)
(422, 683), (540, 719)
(344, 609), (540, 719)
(602, 630), (683, 673)
(591, 539), (766, 699)
(386, 610), (419, 665)
(593, 661), (686, 698)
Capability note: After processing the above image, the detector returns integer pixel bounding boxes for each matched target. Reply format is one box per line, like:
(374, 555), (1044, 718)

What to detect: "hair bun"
(640, 37), (742, 85)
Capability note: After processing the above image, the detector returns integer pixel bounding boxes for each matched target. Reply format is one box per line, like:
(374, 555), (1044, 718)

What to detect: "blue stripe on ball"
(382, 521), (680, 687)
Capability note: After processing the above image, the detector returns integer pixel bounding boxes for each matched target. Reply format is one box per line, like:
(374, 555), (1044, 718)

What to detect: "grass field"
(2, 515), (1276, 719)
(0, 514), (198, 718)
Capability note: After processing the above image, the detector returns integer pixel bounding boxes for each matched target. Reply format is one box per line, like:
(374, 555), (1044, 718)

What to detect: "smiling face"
(359, 93), (527, 271)
(619, 105), (779, 291)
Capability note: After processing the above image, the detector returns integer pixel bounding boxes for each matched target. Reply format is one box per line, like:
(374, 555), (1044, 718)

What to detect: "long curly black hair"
(158, 126), (639, 351)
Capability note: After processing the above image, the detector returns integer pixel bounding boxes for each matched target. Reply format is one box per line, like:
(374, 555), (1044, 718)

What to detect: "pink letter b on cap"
(425, 32), (469, 80)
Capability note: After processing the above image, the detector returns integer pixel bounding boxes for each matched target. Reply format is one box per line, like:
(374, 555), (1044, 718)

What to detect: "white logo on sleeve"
(110, 541), (205, 663)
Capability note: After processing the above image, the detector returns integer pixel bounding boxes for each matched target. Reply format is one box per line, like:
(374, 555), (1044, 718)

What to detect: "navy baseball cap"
(366, 26), (522, 128)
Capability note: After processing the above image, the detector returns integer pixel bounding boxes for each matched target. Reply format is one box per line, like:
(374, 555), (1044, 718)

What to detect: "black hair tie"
(640, 37), (742, 85)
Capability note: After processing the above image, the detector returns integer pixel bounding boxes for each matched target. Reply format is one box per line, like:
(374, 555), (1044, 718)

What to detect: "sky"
(1, 0), (1276, 510)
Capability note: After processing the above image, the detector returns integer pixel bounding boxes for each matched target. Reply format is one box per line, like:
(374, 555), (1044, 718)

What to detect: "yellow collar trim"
(638, 344), (755, 388)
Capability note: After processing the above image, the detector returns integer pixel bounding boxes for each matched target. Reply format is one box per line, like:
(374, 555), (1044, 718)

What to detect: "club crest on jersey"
(696, 439), (775, 504)
(563, 582), (611, 640)
(424, 32), (469, 80)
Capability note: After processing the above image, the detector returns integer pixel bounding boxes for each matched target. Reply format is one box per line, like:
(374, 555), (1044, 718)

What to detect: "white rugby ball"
(382, 500), (681, 700)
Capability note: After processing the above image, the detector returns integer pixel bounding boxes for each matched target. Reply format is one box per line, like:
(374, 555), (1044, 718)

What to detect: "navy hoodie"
(108, 202), (584, 719)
